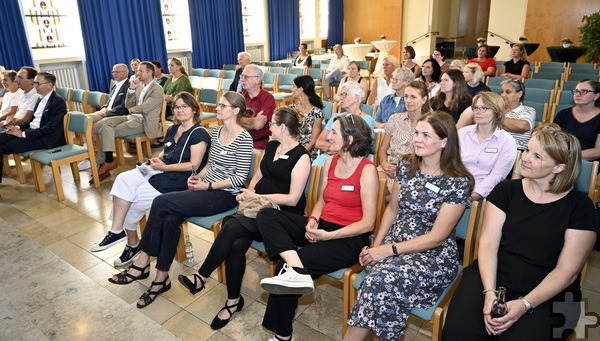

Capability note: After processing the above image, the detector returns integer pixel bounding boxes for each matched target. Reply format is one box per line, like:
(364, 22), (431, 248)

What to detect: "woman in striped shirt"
(108, 91), (254, 309)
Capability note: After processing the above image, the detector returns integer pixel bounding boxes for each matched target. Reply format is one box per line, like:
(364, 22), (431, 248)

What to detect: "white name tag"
(165, 141), (172, 147)
(484, 147), (498, 153)
(425, 182), (440, 193)
(341, 185), (355, 191)
(278, 154), (289, 159)
(219, 150), (228, 155)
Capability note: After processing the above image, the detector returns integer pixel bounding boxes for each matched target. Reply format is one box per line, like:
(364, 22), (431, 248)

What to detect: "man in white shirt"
(93, 61), (163, 181)
(325, 44), (350, 100)
(0, 71), (25, 122)
(6, 67), (40, 127)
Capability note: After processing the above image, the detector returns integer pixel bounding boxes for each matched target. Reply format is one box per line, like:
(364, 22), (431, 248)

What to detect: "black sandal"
(210, 296), (245, 330)
(177, 273), (205, 295)
(108, 263), (150, 285)
(137, 275), (171, 309)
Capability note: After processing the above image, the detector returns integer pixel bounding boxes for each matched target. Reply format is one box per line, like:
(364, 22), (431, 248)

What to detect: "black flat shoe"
(108, 263), (149, 285)
(137, 275), (171, 309)
(177, 273), (205, 295)
(210, 296), (244, 330)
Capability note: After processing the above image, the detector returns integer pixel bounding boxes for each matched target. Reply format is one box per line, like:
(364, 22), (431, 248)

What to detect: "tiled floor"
(1, 152), (599, 340)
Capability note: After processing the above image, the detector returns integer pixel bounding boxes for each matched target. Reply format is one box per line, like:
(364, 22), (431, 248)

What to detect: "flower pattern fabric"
(290, 104), (323, 162)
(348, 158), (470, 341)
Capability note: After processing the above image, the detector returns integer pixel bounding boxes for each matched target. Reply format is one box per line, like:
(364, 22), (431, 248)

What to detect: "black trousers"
(138, 189), (237, 271)
(0, 133), (47, 183)
(443, 261), (580, 341)
(257, 208), (369, 336)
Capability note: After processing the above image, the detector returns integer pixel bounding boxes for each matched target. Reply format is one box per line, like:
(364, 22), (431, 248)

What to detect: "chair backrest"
(223, 70), (236, 79)
(359, 103), (374, 117)
(207, 69), (223, 78)
(278, 73), (297, 86)
(522, 100), (547, 125)
(189, 75), (203, 90)
(270, 66), (286, 74)
(85, 91), (107, 112)
(524, 79), (558, 92)
(197, 89), (219, 105)
(569, 63), (596, 71)
(68, 89), (89, 111)
(57, 87), (71, 102)
(457, 200), (480, 267)
(487, 77), (504, 87)
(262, 73), (277, 90)
(567, 72), (599, 82)
(322, 101), (334, 121)
(532, 71), (563, 81)
(192, 68), (207, 77)
(576, 160), (599, 203)
(371, 131), (384, 167)
(488, 85), (502, 94)
(221, 78), (234, 91)
(524, 88), (553, 104)
(307, 68), (325, 85)
(265, 61), (279, 67)
(288, 68), (305, 76)
(202, 77), (221, 90)
(66, 111), (90, 135)
(222, 64), (238, 71)
(305, 165), (322, 215)
(551, 103), (572, 122)
(561, 80), (580, 91)
(557, 90), (575, 106)
(540, 61), (566, 69)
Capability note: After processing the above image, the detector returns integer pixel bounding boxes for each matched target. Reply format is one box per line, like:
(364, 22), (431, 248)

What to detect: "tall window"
(319, 0), (328, 38)
(299, 0), (315, 39)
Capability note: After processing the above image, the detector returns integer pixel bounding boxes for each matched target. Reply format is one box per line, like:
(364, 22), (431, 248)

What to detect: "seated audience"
(93, 61), (163, 181)
(374, 67), (414, 129)
(402, 46), (421, 78)
(289, 75), (323, 162)
(431, 69), (472, 123)
(463, 63), (491, 96)
(108, 91), (253, 309)
(443, 126), (596, 340)
(502, 79), (536, 150)
(468, 44), (497, 78)
(459, 92), (517, 201)
(163, 57), (193, 116)
(553, 80), (600, 161)
(345, 111), (473, 341)
(89, 64), (130, 124)
(151, 60), (168, 87)
(5, 67), (39, 126)
(449, 59), (466, 70)
(129, 58), (141, 82)
(178, 107), (310, 330)
(336, 61), (369, 103)
(377, 81), (431, 186)
(314, 82), (375, 166)
(498, 44), (531, 79)
(418, 58), (442, 98)
(325, 44), (350, 100)
(230, 52), (252, 92)
(0, 72), (66, 182)
(258, 114), (378, 341)
(90, 92), (210, 267)
(293, 43), (312, 68)
(367, 55), (400, 106)
(0, 71), (24, 121)
(432, 48), (450, 73)
(239, 64), (277, 150)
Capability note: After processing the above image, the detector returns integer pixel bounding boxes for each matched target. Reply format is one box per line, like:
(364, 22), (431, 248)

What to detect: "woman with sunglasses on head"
(313, 82), (375, 166)
(463, 63), (491, 97)
(444, 125), (596, 340)
(498, 44), (531, 79)
(91, 92), (210, 266)
(345, 111), (473, 341)
(178, 107), (310, 330)
(107, 91), (253, 309)
(458, 92), (517, 202)
(258, 114), (378, 341)
(553, 80), (600, 161)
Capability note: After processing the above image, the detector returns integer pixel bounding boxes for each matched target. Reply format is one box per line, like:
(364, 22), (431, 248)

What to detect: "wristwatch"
(518, 296), (534, 314)
(207, 182), (213, 191)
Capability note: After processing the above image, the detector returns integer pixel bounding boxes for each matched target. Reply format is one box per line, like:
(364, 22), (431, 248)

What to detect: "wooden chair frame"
(115, 102), (167, 165)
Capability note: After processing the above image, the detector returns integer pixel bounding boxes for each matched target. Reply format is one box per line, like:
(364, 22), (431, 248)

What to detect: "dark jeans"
(257, 208), (369, 336)
(138, 189), (237, 271)
(0, 133), (47, 183)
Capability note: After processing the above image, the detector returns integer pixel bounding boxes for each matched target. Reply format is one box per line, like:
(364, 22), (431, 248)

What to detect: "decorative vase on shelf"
(563, 43), (571, 48)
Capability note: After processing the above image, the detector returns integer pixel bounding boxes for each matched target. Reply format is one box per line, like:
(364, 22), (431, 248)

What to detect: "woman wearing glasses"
(91, 92), (210, 266)
(314, 82), (376, 166)
(178, 107), (310, 330)
(374, 68), (414, 129)
(345, 111), (473, 341)
(108, 91), (253, 309)
(553, 80), (600, 160)
(367, 55), (400, 106)
(258, 114), (378, 341)
(444, 125), (596, 340)
(458, 92), (517, 201)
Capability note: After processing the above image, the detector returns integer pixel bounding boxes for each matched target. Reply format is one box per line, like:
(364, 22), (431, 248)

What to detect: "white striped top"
(204, 126), (253, 195)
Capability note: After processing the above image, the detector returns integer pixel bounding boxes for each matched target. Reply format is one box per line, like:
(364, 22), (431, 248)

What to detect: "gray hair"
(339, 81), (365, 101)
(243, 64), (263, 80)
(393, 67), (414, 83)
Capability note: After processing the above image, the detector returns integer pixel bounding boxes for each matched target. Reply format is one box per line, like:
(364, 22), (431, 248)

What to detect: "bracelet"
(207, 182), (213, 191)
(308, 216), (319, 223)
(391, 243), (398, 255)
(482, 289), (497, 295)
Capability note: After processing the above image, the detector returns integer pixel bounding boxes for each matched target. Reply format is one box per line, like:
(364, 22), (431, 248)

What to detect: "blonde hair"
(465, 62), (484, 84)
(472, 92), (505, 129)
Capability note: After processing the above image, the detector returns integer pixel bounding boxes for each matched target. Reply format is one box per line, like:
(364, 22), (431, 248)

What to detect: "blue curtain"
(0, 1), (34, 69)
(328, 0), (344, 46)
(77, 0), (168, 91)
(268, 0), (300, 61)
(188, 0), (244, 69)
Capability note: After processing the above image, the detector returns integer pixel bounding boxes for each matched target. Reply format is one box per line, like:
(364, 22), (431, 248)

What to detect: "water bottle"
(185, 234), (194, 263)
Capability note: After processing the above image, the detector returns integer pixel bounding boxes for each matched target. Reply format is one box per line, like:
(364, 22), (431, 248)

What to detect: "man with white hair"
(229, 51), (252, 92)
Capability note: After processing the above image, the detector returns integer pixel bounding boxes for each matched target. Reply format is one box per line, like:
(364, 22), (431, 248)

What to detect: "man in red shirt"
(239, 64), (276, 150)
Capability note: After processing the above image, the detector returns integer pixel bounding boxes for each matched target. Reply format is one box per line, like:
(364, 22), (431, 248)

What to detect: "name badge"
(484, 147), (498, 153)
(165, 141), (172, 147)
(278, 155), (289, 160)
(341, 185), (355, 191)
(219, 150), (228, 155)
(425, 182), (440, 193)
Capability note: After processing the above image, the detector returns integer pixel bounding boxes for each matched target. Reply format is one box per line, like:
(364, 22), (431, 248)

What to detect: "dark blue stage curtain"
(268, 0), (300, 61)
(0, 1), (34, 69)
(77, 0), (168, 91)
(328, 0), (344, 46)
(188, 0), (244, 69)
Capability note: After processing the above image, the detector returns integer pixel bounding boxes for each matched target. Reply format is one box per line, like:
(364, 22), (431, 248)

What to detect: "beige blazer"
(125, 82), (164, 138)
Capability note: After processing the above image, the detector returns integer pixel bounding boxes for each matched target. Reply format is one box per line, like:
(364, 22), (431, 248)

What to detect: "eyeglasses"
(571, 89), (597, 95)
(240, 75), (259, 80)
(173, 104), (191, 111)
(432, 53), (442, 57)
(338, 92), (351, 99)
(471, 105), (491, 112)
(540, 125), (571, 151)
(268, 121), (279, 127)
(217, 103), (234, 109)
(32, 81), (50, 86)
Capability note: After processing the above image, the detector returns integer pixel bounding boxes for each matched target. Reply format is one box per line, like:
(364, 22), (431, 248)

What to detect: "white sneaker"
(260, 263), (314, 295)
(78, 160), (91, 170)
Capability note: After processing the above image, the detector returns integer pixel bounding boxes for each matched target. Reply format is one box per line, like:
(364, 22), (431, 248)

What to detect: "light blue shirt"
(376, 93), (405, 123)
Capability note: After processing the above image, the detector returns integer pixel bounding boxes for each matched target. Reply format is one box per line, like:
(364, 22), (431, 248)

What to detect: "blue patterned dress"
(347, 158), (470, 341)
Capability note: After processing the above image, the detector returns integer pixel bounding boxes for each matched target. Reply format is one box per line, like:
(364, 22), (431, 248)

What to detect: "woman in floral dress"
(345, 111), (473, 341)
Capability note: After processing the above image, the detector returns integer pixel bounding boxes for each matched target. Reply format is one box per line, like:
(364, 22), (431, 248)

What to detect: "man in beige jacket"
(94, 61), (163, 181)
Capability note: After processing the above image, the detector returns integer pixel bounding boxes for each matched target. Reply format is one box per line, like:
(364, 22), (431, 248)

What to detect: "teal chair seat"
(30, 145), (89, 164)
(278, 85), (293, 91)
(273, 93), (293, 101)
(120, 133), (146, 141)
(187, 207), (238, 229)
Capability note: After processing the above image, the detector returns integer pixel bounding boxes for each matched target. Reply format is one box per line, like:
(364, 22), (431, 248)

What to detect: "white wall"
(488, 0), (528, 61)
(402, 0), (435, 63)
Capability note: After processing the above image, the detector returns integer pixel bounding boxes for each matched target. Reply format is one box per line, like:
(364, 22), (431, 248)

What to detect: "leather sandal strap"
(192, 273), (205, 290)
